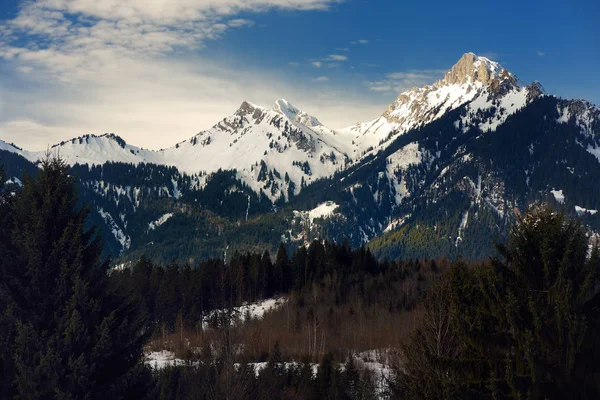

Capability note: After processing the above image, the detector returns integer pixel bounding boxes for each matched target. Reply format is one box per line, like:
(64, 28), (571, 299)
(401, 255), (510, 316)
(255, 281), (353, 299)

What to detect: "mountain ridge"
(3, 52), (589, 202)
(2, 52), (600, 262)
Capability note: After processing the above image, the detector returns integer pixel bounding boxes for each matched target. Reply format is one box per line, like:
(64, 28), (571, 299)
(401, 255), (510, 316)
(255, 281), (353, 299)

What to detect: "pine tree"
(450, 204), (600, 398)
(0, 165), (16, 396)
(0, 156), (151, 399)
(262, 250), (275, 298)
(274, 243), (289, 294)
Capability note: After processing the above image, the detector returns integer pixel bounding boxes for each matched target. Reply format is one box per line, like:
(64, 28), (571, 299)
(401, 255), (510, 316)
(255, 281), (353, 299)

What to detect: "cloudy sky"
(0, 0), (598, 150)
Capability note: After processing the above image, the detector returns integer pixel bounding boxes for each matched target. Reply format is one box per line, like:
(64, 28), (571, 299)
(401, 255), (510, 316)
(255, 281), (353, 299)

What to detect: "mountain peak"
(273, 99), (300, 115)
(272, 99), (322, 128)
(439, 52), (505, 87)
(235, 101), (263, 116)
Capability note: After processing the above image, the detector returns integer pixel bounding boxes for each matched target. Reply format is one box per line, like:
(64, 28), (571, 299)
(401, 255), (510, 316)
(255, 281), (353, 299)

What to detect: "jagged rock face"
(441, 52), (500, 86)
(349, 52), (530, 154)
(488, 69), (519, 97)
(526, 81), (545, 102)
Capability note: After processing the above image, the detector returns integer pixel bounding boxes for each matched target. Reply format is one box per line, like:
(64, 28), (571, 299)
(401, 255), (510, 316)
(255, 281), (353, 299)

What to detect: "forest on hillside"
(2, 158), (600, 399)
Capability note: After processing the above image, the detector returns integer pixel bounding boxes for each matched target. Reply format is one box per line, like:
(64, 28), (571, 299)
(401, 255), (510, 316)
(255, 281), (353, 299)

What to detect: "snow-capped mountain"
(156, 99), (350, 200)
(1, 100), (352, 202)
(342, 52), (541, 155)
(0, 53), (548, 202)
(2, 52), (600, 262)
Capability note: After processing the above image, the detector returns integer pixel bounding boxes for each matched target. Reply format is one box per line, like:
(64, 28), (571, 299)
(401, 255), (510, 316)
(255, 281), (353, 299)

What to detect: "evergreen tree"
(449, 205), (600, 398)
(274, 244), (289, 294)
(0, 156), (151, 399)
(0, 165), (15, 396)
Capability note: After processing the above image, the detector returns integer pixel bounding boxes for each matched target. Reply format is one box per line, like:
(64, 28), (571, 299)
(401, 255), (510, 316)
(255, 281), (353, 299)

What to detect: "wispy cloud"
(288, 61), (300, 66)
(314, 76), (329, 82)
(311, 61), (323, 68)
(0, 0), (346, 81)
(351, 39), (369, 45)
(327, 54), (348, 61)
(537, 51), (545, 57)
(0, 0), (378, 149)
(365, 69), (445, 93)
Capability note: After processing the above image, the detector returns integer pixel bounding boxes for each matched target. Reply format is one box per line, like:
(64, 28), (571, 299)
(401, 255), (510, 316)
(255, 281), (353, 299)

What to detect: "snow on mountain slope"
(341, 52), (537, 157)
(156, 99), (349, 200)
(555, 99), (600, 163)
(339, 53), (548, 209)
(0, 101), (349, 201)
(0, 140), (35, 161)
(1, 52), (587, 205)
(385, 142), (422, 204)
(0, 133), (151, 166)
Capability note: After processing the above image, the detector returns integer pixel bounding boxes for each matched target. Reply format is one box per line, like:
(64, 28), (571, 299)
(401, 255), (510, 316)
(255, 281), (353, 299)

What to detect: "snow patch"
(575, 206), (598, 216)
(384, 214), (411, 233)
(145, 351), (189, 369)
(5, 177), (23, 187)
(455, 210), (469, 247)
(97, 208), (131, 253)
(551, 189), (565, 204)
(202, 297), (287, 330)
(306, 201), (340, 224)
(148, 213), (174, 232)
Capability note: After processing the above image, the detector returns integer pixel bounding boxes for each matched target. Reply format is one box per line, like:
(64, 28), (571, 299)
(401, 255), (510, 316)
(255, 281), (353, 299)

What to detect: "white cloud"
(314, 76), (329, 82)
(16, 66), (34, 74)
(351, 39), (368, 45)
(0, 0), (346, 80)
(228, 19), (255, 28)
(327, 54), (347, 61)
(0, 0), (394, 150)
(0, 54), (387, 150)
(311, 61), (322, 68)
(537, 51), (545, 56)
(366, 69), (445, 93)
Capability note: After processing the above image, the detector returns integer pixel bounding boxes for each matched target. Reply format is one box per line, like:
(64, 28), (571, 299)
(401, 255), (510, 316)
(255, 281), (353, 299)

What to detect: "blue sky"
(0, 0), (598, 150)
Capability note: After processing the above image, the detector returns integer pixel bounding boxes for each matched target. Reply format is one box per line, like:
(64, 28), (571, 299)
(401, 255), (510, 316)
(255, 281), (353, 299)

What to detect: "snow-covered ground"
(145, 350), (191, 369)
(145, 348), (394, 398)
(385, 142), (421, 204)
(551, 189), (565, 204)
(575, 205), (598, 216)
(455, 210), (469, 247)
(97, 207), (130, 253)
(306, 201), (339, 224)
(148, 213), (174, 232)
(4, 177), (23, 186)
(384, 214), (411, 233)
(202, 297), (287, 329)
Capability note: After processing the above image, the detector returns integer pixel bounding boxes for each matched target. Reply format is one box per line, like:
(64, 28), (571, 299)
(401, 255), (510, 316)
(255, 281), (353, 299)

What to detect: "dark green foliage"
(450, 205), (600, 398)
(0, 156), (151, 399)
(397, 205), (600, 399)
